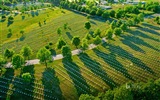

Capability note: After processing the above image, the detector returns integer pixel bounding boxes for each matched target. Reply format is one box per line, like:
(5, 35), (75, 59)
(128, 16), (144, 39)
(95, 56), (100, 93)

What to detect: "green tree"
(110, 10), (115, 17)
(96, 8), (103, 16)
(37, 47), (51, 67)
(4, 49), (14, 60)
(72, 36), (81, 48)
(84, 21), (91, 30)
(110, 21), (116, 29)
(12, 54), (24, 70)
(79, 94), (95, 100)
(63, 23), (68, 30)
(81, 38), (89, 51)
(94, 36), (102, 45)
(138, 13), (144, 22)
(20, 45), (33, 60)
(114, 28), (122, 35)
(106, 28), (113, 39)
(102, 10), (110, 19)
(114, 87), (133, 100)
(56, 37), (66, 49)
(61, 45), (72, 61)
(85, 33), (92, 40)
(93, 28), (101, 37)
(22, 72), (32, 83)
(120, 23), (127, 31)
(103, 90), (114, 100)
(57, 27), (62, 36)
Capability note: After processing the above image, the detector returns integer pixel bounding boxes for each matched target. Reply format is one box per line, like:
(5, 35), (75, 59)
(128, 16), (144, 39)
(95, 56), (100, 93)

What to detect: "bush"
(102, 10), (110, 19)
(114, 28), (122, 35)
(94, 36), (102, 45)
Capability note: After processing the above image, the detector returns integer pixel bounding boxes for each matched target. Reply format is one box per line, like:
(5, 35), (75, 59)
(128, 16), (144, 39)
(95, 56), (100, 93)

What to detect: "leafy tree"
(81, 38), (89, 51)
(114, 87), (133, 100)
(20, 45), (33, 60)
(56, 37), (66, 49)
(138, 13), (144, 22)
(114, 28), (122, 35)
(102, 10), (110, 19)
(79, 94), (95, 100)
(57, 27), (62, 36)
(12, 54), (24, 70)
(106, 28), (113, 39)
(61, 45), (72, 61)
(4, 49), (14, 59)
(22, 72), (32, 83)
(133, 16), (140, 25)
(93, 28), (101, 37)
(94, 36), (102, 45)
(72, 36), (81, 48)
(96, 8), (103, 16)
(110, 10), (115, 17)
(120, 23), (127, 31)
(90, 9), (96, 15)
(85, 33), (92, 40)
(110, 21), (116, 29)
(37, 47), (51, 67)
(103, 90), (114, 100)
(116, 20), (123, 27)
(127, 19), (134, 27)
(115, 9), (124, 19)
(84, 21), (91, 30)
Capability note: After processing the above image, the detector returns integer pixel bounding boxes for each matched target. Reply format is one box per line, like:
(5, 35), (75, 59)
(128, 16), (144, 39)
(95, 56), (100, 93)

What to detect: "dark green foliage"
(22, 72), (32, 83)
(102, 10), (110, 19)
(56, 37), (66, 49)
(114, 28), (122, 35)
(81, 38), (89, 51)
(90, 9), (96, 15)
(20, 45), (33, 60)
(72, 36), (81, 48)
(110, 10), (115, 18)
(96, 8), (103, 16)
(115, 9), (125, 19)
(37, 47), (51, 67)
(0, 55), (6, 67)
(12, 54), (24, 69)
(106, 28), (113, 39)
(84, 21), (91, 30)
(120, 23), (127, 31)
(79, 94), (95, 100)
(4, 49), (14, 59)
(110, 21), (116, 29)
(93, 28), (101, 37)
(94, 36), (102, 45)
(61, 45), (72, 61)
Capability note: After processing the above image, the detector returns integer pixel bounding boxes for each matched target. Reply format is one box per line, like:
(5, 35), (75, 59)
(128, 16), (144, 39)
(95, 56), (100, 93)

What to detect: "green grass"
(0, 7), (108, 58)
(1, 20), (159, 99)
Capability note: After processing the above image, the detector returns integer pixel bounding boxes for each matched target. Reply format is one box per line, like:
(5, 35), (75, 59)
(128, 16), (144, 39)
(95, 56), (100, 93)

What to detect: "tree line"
(79, 78), (160, 100)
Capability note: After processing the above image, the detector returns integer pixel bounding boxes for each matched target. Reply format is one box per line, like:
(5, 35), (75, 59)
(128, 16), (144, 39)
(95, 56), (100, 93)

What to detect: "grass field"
(0, 7), (108, 58)
(1, 20), (160, 99)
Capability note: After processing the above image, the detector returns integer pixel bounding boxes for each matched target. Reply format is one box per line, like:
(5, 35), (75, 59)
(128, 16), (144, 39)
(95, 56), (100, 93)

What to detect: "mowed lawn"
(1, 21), (159, 99)
(1, 7), (107, 57)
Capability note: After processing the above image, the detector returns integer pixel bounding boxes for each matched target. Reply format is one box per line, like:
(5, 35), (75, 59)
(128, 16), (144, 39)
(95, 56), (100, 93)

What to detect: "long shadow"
(7, 21), (14, 27)
(120, 38), (145, 53)
(66, 32), (73, 40)
(128, 29), (159, 42)
(122, 35), (159, 52)
(78, 53), (117, 89)
(62, 59), (90, 96)
(42, 67), (62, 100)
(0, 68), (14, 99)
(107, 44), (154, 74)
(11, 65), (35, 100)
(92, 48), (134, 81)
(142, 22), (160, 30)
(137, 27), (160, 36)
(22, 15), (25, 20)
(35, 10), (39, 16)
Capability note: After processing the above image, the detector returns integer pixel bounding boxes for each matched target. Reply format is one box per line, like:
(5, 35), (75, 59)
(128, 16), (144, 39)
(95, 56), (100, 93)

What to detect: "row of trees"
(79, 78), (160, 100)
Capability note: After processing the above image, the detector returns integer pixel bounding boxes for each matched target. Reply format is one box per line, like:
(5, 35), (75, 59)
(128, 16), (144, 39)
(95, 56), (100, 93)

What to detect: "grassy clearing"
(1, 7), (108, 58)
(1, 21), (159, 99)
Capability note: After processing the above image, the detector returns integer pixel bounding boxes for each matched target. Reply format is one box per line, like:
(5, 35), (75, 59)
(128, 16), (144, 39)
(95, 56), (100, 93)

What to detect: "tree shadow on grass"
(66, 32), (73, 40)
(92, 48), (134, 81)
(121, 35), (159, 52)
(22, 15), (25, 20)
(62, 59), (90, 96)
(50, 49), (56, 56)
(78, 53), (117, 89)
(35, 10), (39, 16)
(31, 11), (35, 17)
(137, 27), (160, 36)
(128, 29), (159, 42)
(120, 38), (145, 53)
(11, 65), (35, 100)
(42, 67), (62, 100)
(107, 44), (154, 74)
(141, 22), (160, 30)
(7, 21), (14, 27)
(0, 68), (14, 99)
